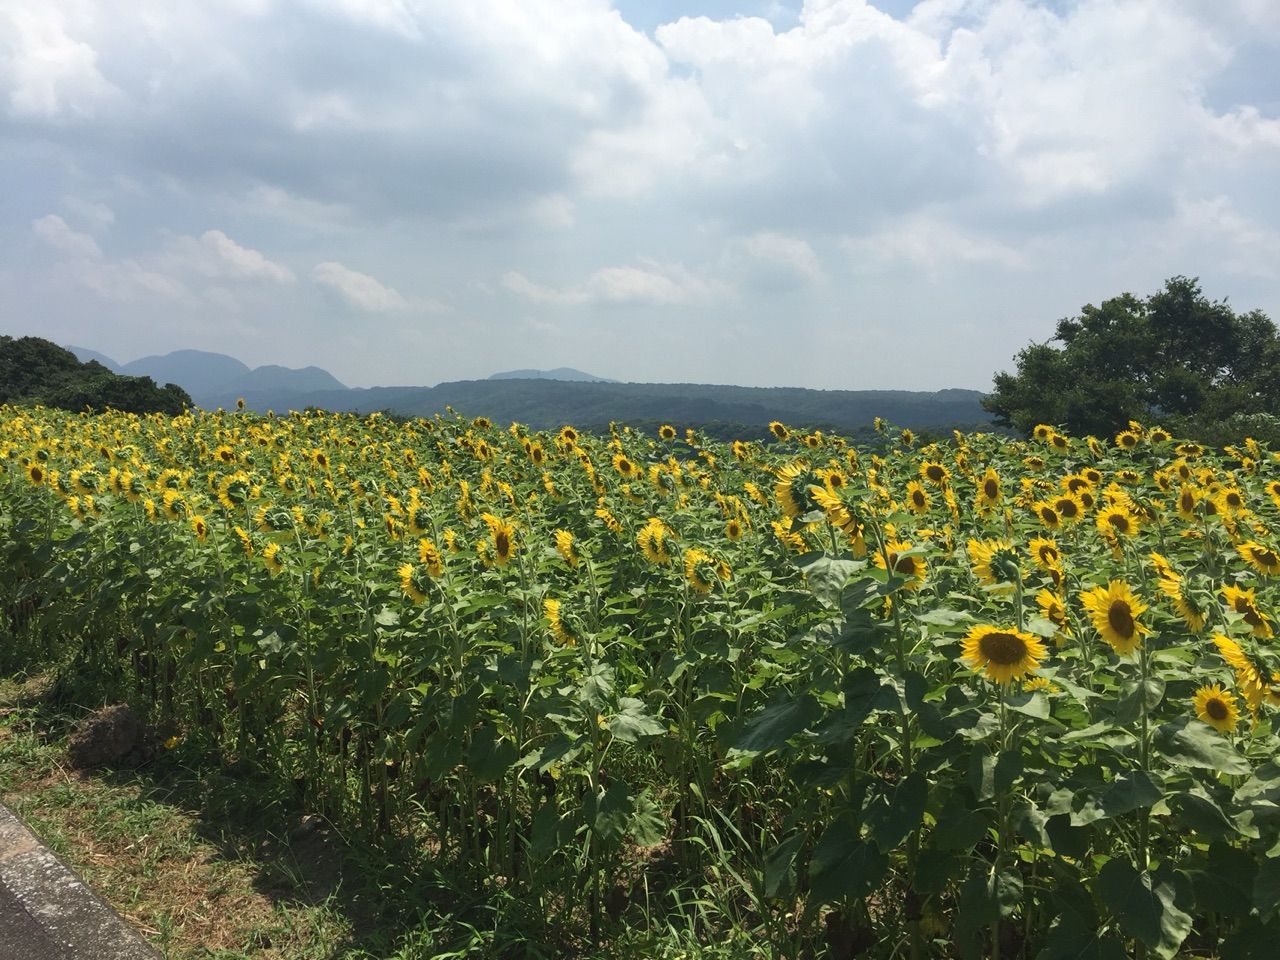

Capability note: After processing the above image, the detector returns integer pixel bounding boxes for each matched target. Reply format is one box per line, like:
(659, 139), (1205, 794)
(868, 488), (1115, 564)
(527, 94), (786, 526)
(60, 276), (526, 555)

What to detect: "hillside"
(1, 337), (191, 415)
(245, 378), (992, 433)
(488, 367), (615, 383)
(120, 350), (251, 398)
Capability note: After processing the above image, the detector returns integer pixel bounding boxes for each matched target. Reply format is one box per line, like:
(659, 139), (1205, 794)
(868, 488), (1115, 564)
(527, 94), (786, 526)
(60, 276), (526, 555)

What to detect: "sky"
(2, 0), (1279, 392)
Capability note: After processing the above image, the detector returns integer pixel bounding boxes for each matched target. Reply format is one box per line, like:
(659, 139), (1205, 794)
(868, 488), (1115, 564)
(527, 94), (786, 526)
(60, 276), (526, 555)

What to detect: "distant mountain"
(228, 378), (993, 434)
(122, 350), (250, 397)
(54, 345), (993, 434)
(4, 337), (190, 415)
(489, 367), (615, 383)
(66, 345), (121, 372)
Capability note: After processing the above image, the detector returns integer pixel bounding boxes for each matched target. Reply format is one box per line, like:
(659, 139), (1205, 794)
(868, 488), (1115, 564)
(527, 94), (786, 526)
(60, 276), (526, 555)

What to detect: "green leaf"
(1005, 690), (1050, 719)
(1153, 716), (1251, 775)
(1040, 913), (1128, 960)
(591, 781), (634, 843)
(627, 791), (667, 847)
(608, 697), (666, 743)
(917, 607), (972, 628)
(763, 833), (806, 898)
(808, 819), (888, 904)
(374, 606), (400, 627)
(733, 693), (818, 754)
(578, 663), (615, 712)
(1192, 843), (1257, 920)
(1097, 860), (1192, 958)
(801, 556), (866, 608)
(1114, 677), (1165, 725)
(865, 773), (927, 853)
(467, 725), (517, 783)
(1255, 857), (1280, 921)
(1098, 770), (1164, 819)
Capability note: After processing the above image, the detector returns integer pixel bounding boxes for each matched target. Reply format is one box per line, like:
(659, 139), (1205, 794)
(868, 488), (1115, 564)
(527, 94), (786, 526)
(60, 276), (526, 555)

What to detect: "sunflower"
(1115, 430), (1140, 451)
(771, 517), (808, 553)
(233, 525), (254, 558)
(1036, 589), (1070, 639)
(906, 480), (930, 514)
(725, 518), (744, 541)
(558, 425), (580, 447)
(544, 598), (575, 646)
(684, 548), (721, 594)
(637, 517), (672, 565)
(1266, 481), (1280, 510)
(595, 507), (623, 536)
(659, 424), (677, 441)
(1023, 676), (1061, 695)
(1031, 501), (1062, 530)
(1174, 486), (1200, 521)
(612, 453), (637, 478)
(1080, 581), (1149, 655)
(1028, 536), (1061, 571)
(554, 529), (579, 568)
(190, 514), (209, 543)
(262, 542), (285, 577)
(968, 538), (1018, 588)
(1051, 493), (1084, 523)
(1193, 684), (1240, 733)
(920, 461), (950, 485)
(1033, 424), (1055, 441)
(399, 563), (429, 604)
(873, 540), (926, 590)
(1221, 584), (1273, 638)
(1157, 572), (1206, 632)
(1148, 427), (1171, 444)
(1149, 551), (1176, 582)
(961, 625), (1046, 684)
(976, 468), (1002, 510)
(418, 538), (444, 577)
(1086, 436), (1105, 458)
(26, 462), (44, 485)
(768, 421), (790, 441)
(774, 462), (818, 518)
(1216, 487), (1247, 515)
(1212, 634), (1265, 712)
(1096, 505), (1138, 539)
(481, 513), (517, 566)
(1238, 541), (1280, 577)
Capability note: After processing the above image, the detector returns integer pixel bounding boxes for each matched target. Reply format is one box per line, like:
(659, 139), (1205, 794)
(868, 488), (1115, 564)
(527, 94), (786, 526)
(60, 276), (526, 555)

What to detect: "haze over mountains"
(65, 346), (993, 434)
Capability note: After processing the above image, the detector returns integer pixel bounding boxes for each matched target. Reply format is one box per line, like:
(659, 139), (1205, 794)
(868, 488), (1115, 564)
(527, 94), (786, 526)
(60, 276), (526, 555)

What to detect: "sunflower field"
(2, 403), (1279, 959)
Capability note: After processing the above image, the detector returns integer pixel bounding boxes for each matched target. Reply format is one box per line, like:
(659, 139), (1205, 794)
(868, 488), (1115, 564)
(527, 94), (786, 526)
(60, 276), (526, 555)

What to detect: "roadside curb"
(0, 800), (159, 960)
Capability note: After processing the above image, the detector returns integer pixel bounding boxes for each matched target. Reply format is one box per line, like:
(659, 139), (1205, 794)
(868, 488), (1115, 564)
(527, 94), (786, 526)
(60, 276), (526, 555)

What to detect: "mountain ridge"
(59, 346), (993, 432)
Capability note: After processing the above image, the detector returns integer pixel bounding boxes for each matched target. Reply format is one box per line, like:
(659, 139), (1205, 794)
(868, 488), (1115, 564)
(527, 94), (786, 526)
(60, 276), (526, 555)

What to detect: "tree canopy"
(0, 336), (191, 416)
(983, 277), (1280, 440)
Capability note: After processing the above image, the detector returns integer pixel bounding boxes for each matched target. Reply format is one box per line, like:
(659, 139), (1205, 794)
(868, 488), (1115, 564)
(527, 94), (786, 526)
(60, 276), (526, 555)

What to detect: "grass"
(0, 673), (776, 959)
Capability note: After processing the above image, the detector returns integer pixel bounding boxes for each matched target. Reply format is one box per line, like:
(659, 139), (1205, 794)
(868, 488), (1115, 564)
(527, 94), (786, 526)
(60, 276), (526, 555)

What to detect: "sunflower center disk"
(978, 632), (1028, 666)
(1206, 699), (1229, 721)
(1107, 601), (1135, 638)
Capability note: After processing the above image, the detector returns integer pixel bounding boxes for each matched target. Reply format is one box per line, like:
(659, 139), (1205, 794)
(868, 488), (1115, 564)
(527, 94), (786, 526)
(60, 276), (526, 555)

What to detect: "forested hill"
(1, 337), (192, 415)
(234, 378), (992, 434)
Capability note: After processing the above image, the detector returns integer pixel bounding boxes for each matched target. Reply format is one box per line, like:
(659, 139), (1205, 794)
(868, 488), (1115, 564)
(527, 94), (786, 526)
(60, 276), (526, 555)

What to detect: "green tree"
(0, 336), (191, 415)
(984, 277), (1280, 440)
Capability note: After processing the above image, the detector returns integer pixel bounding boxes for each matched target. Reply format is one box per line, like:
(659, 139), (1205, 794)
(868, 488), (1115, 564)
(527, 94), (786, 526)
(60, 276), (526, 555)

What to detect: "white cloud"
(503, 261), (730, 306)
(732, 231), (823, 282)
(60, 196), (115, 231)
(313, 260), (415, 311)
(32, 216), (292, 303)
(0, 1), (123, 120)
(158, 230), (295, 283)
(841, 214), (1026, 276)
(32, 214), (102, 260)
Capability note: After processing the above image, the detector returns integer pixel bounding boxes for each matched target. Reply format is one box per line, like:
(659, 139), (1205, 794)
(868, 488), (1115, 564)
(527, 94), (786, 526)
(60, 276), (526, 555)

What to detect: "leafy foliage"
(0, 336), (191, 415)
(3, 405), (1279, 957)
(984, 277), (1280, 441)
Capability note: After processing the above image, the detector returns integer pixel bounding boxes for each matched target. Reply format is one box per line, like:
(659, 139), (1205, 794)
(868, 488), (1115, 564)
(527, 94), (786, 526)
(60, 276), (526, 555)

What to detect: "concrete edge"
(0, 799), (160, 959)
